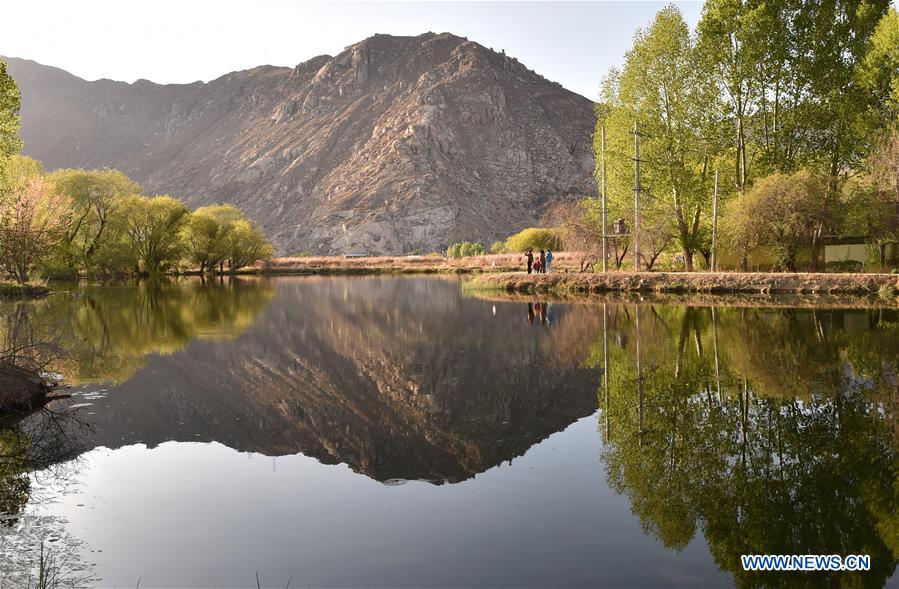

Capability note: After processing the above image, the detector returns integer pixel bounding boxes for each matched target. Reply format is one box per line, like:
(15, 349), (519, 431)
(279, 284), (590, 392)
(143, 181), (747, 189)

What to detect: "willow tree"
(48, 168), (141, 272)
(598, 6), (722, 271)
(118, 195), (189, 274)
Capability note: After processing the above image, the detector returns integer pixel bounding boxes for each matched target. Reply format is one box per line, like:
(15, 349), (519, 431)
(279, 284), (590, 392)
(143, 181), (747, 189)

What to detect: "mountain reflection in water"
(0, 276), (895, 588)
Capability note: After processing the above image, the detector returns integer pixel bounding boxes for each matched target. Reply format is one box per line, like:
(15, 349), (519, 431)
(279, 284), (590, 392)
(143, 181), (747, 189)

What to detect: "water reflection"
(0, 277), (276, 385)
(0, 408), (95, 587)
(593, 302), (899, 587)
(0, 277), (897, 586)
(55, 278), (601, 483)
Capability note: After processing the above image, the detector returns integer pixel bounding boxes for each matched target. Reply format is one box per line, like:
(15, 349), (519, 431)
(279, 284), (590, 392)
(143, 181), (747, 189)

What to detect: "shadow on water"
(591, 302), (899, 587)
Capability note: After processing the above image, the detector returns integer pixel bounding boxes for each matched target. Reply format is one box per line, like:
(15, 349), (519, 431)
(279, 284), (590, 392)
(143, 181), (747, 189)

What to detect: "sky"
(0, 1), (703, 100)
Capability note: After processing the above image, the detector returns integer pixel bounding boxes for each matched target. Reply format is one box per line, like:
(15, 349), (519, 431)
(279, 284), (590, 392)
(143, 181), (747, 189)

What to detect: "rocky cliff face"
(5, 33), (596, 254)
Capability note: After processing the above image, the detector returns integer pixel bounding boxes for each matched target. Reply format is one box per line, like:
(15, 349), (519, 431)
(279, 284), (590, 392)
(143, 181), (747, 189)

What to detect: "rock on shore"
(0, 365), (48, 414)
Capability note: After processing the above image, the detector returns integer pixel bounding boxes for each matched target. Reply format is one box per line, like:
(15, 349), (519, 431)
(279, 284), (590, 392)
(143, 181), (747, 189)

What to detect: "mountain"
(4, 33), (596, 255)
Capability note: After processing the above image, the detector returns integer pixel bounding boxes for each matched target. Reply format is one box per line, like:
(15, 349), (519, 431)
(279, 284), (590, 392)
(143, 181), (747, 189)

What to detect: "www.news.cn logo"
(741, 554), (871, 572)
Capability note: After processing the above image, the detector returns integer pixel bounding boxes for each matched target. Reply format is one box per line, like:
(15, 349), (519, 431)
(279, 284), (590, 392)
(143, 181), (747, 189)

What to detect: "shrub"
(446, 242), (486, 258)
(490, 241), (507, 254)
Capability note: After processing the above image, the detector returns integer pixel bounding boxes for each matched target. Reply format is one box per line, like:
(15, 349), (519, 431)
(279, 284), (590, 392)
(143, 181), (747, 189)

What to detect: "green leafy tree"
(504, 228), (563, 252)
(227, 219), (274, 271)
(181, 204), (245, 273)
(48, 168), (141, 273)
(696, 0), (767, 193)
(721, 170), (833, 271)
(598, 6), (720, 271)
(0, 59), (22, 163)
(118, 195), (189, 274)
(859, 7), (899, 119)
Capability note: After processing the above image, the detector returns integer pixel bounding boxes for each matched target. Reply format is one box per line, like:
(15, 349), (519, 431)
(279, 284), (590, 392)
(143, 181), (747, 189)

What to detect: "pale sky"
(1, 1), (703, 100)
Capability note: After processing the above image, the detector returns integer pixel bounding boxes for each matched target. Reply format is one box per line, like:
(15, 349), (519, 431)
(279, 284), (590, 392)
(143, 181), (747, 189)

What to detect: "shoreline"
(468, 271), (899, 298)
(0, 282), (51, 299)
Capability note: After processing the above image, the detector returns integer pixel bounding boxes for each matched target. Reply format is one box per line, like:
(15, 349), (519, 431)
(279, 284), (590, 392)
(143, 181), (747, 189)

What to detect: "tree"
(845, 123), (899, 269)
(504, 228), (563, 252)
(227, 219), (274, 271)
(0, 175), (70, 283)
(696, 0), (767, 193)
(598, 6), (721, 271)
(721, 170), (831, 271)
(459, 242), (486, 257)
(119, 195), (189, 274)
(181, 204), (246, 273)
(859, 7), (899, 119)
(0, 59), (22, 163)
(48, 168), (141, 272)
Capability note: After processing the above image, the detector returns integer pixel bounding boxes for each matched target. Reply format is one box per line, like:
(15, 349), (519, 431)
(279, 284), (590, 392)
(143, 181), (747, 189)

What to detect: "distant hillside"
(5, 33), (596, 254)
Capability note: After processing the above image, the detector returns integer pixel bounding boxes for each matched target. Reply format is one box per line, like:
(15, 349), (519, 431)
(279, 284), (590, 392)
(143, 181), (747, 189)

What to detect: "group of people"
(524, 249), (553, 274)
(526, 302), (553, 326)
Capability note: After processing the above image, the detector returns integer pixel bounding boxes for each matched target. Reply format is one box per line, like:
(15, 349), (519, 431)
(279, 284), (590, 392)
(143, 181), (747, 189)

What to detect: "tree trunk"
(684, 251), (694, 272)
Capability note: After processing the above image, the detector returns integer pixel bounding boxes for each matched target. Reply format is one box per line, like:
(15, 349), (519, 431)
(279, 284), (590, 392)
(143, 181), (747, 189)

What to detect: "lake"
(1, 276), (897, 588)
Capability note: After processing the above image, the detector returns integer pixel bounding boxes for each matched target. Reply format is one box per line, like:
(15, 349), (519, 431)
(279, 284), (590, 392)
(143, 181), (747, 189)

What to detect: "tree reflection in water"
(592, 303), (899, 587)
(0, 276), (276, 587)
(0, 408), (95, 588)
(0, 276), (276, 386)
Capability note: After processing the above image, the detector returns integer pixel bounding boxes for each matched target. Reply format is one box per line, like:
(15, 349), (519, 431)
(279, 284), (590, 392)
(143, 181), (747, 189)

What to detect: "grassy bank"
(463, 287), (899, 310)
(469, 271), (899, 298)
(243, 252), (583, 276)
(0, 282), (50, 298)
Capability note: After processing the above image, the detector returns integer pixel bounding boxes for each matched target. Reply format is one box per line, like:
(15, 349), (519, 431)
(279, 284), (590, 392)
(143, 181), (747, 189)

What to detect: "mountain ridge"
(5, 32), (596, 254)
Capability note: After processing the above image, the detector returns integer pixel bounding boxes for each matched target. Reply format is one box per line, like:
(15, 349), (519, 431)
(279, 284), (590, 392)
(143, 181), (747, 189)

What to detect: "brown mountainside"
(5, 33), (596, 255)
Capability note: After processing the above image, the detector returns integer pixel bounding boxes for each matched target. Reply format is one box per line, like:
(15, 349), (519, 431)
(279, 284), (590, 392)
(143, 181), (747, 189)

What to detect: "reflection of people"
(527, 303), (535, 325)
(546, 303), (553, 325)
(545, 250), (553, 273)
(538, 302), (547, 324)
(525, 250), (534, 274)
(539, 250), (546, 274)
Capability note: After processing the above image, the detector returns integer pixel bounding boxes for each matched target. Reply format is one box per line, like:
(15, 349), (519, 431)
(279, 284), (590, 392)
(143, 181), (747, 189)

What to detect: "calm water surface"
(0, 276), (897, 588)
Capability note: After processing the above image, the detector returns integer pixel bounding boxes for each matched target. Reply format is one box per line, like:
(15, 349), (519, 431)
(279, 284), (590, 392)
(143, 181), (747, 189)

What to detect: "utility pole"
(601, 126), (608, 273)
(603, 302), (610, 438)
(635, 303), (643, 445)
(711, 170), (719, 272)
(633, 123), (641, 271)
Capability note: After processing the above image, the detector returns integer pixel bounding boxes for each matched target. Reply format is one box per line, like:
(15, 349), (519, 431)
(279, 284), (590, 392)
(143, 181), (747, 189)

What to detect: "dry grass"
(463, 286), (899, 310)
(470, 270), (899, 297)
(249, 252), (584, 275)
